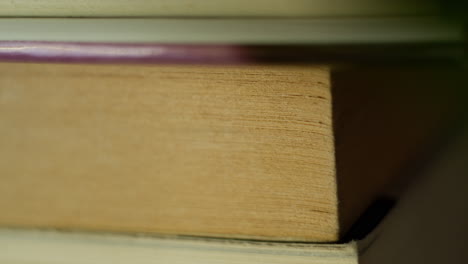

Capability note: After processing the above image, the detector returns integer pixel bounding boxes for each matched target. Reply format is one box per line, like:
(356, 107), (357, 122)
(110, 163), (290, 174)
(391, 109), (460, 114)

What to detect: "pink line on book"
(0, 41), (252, 64)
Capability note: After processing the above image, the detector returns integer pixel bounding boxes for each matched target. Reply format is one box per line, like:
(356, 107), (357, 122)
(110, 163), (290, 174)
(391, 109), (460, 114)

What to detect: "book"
(1, 127), (466, 264)
(0, 0), (439, 17)
(0, 62), (462, 242)
(0, 18), (462, 45)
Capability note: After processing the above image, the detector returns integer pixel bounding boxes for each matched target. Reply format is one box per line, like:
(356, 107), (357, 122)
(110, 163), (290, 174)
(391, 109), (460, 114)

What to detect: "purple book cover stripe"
(0, 41), (251, 64)
(0, 41), (462, 64)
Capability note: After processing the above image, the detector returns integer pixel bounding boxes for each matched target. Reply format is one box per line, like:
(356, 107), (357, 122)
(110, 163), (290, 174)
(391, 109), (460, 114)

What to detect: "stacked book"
(0, 1), (466, 263)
